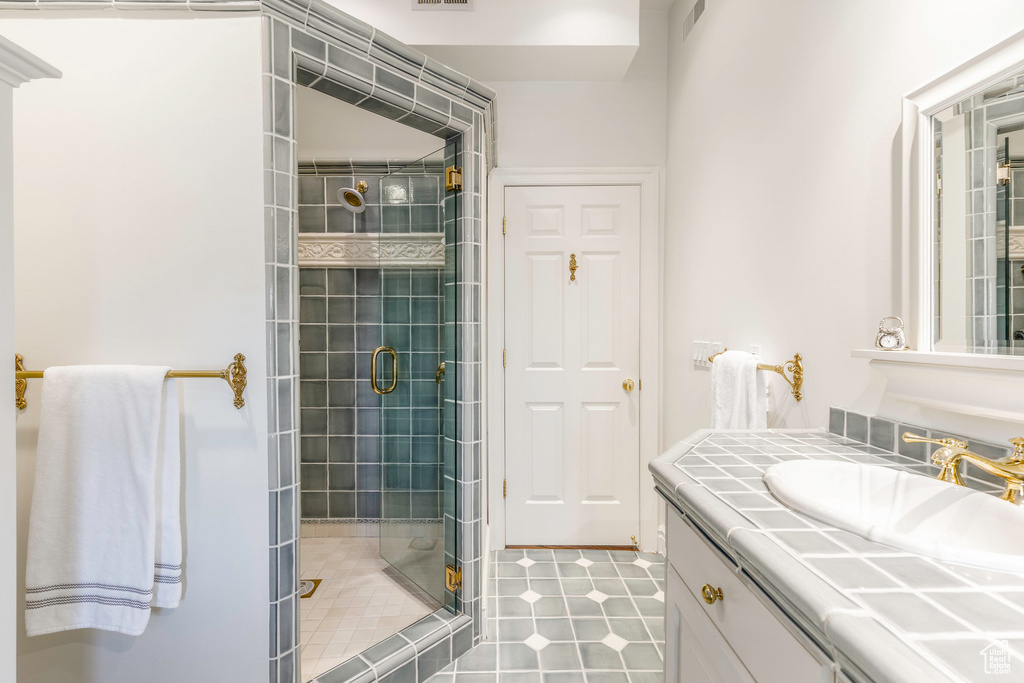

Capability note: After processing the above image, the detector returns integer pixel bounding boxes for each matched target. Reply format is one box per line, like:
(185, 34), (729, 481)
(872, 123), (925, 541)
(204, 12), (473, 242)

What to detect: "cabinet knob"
(701, 584), (724, 605)
(623, 379), (635, 392)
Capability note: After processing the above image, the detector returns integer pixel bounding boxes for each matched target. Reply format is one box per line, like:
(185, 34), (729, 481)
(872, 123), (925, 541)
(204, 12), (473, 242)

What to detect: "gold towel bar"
(14, 353), (247, 410)
(708, 349), (804, 402)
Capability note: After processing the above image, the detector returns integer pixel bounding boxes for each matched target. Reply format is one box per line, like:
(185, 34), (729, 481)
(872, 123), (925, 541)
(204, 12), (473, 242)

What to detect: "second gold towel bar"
(707, 349), (804, 402)
(14, 353), (248, 410)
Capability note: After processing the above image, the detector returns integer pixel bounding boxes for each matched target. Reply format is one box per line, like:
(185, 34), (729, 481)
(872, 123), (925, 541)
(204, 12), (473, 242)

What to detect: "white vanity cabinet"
(664, 508), (835, 683)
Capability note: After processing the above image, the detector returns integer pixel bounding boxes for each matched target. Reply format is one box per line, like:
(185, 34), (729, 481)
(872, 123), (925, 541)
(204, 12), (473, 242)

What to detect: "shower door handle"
(371, 346), (398, 395)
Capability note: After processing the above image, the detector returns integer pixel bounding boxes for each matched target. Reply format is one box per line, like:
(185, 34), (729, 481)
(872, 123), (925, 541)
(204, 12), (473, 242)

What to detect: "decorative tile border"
(298, 160), (445, 176)
(297, 234), (445, 268)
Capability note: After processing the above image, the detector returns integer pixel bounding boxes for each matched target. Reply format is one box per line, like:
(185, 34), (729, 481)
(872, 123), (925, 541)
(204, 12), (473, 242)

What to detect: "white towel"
(25, 366), (182, 637)
(711, 350), (767, 430)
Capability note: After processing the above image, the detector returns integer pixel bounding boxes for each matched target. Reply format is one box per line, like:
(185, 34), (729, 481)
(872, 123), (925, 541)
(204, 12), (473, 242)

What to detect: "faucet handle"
(902, 432), (968, 449)
(1010, 437), (1024, 459)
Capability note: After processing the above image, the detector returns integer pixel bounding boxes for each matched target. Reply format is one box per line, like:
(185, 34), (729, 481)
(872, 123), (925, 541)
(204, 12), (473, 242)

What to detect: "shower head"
(338, 180), (369, 214)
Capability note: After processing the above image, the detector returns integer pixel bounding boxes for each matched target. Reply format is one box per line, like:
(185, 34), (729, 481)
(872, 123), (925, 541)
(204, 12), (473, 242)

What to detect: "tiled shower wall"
(297, 164), (446, 523)
(298, 266), (444, 522)
(296, 163), (445, 235)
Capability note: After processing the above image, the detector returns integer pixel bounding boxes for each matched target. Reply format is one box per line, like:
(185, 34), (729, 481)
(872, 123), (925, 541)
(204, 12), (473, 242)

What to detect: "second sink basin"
(763, 460), (1024, 573)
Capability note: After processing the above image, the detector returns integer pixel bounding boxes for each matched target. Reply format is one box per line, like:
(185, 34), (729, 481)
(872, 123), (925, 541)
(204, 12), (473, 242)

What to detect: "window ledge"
(852, 349), (1024, 373)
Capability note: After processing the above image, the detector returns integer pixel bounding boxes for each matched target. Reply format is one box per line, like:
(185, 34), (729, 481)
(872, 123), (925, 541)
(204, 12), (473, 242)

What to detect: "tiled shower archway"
(260, 1), (493, 680)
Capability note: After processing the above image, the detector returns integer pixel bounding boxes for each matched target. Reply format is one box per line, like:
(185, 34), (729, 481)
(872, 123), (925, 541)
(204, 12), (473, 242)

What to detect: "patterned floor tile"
(427, 549), (665, 683)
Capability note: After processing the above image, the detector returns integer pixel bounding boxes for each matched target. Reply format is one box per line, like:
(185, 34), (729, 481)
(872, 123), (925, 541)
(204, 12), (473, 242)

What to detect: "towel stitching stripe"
(26, 583), (152, 596)
(153, 576), (182, 584)
(26, 596), (152, 610)
(154, 563), (180, 570)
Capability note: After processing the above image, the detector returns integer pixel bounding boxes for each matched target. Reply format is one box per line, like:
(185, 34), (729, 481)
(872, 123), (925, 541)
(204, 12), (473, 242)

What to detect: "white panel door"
(504, 185), (641, 546)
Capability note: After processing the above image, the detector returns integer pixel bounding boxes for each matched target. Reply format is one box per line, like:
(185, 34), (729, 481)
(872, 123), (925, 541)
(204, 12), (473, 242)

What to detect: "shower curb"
(312, 609), (472, 683)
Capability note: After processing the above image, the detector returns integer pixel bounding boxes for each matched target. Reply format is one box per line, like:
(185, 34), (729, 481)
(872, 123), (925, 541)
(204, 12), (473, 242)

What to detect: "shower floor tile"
(299, 536), (438, 682)
(427, 548), (666, 683)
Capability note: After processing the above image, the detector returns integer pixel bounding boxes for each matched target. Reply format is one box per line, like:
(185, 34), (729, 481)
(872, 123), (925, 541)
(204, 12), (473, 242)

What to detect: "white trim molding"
(297, 232), (444, 268)
(0, 36), (60, 88)
(485, 167), (662, 553)
(900, 27), (1024, 364)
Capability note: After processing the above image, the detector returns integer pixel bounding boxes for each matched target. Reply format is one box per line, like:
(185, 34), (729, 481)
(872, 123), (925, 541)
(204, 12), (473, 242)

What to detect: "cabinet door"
(665, 564), (756, 683)
(667, 512), (834, 683)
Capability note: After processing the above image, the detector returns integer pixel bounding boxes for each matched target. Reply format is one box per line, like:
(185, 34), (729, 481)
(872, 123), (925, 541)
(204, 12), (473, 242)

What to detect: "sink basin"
(763, 460), (1024, 573)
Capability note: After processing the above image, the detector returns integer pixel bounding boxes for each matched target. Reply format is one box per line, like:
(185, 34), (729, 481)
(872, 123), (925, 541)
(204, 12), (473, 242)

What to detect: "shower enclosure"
(296, 136), (460, 677)
(373, 147), (458, 611)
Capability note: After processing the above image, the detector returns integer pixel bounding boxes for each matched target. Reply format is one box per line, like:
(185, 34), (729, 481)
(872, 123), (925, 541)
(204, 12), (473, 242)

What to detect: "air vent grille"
(413, 0), (472, 9)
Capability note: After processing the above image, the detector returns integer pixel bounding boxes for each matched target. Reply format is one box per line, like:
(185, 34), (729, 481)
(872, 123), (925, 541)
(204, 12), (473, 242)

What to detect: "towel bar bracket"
(13, 352), (248, 410)
(707, 349), (804, 402)
(14, 354), (26, 410)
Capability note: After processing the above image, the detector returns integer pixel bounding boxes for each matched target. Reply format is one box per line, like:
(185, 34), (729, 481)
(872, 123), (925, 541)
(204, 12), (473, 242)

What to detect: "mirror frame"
(901, 28), (1024, 360)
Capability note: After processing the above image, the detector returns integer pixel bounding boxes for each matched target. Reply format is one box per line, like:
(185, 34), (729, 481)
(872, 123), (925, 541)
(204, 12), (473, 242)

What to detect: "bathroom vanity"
(652, 424), (1024, 683)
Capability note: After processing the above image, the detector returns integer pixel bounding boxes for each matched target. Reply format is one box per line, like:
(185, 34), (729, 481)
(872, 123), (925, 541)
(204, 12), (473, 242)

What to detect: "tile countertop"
(650, 428), (1024, 683)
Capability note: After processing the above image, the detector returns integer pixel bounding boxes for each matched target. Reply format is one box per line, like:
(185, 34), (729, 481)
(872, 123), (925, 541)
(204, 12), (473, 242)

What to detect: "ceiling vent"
(413, 0), (473, 10)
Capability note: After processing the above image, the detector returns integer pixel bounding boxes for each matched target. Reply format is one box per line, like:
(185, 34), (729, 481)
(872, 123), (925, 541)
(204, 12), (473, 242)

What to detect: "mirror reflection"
(934, 71), (1024, 354)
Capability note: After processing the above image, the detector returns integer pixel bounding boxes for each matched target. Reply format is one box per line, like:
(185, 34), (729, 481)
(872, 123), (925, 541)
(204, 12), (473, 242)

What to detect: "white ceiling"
(325, 0), (642, 82)
(639, 0), (675, 10)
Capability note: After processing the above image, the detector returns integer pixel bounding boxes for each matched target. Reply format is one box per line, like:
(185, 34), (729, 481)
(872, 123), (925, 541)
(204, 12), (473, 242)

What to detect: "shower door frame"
(374, 149), (459, 611)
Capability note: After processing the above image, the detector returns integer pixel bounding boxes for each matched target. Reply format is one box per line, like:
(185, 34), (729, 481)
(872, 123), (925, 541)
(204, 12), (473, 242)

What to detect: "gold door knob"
(623, 379), (635, 392)
(701, 584), (723, 605)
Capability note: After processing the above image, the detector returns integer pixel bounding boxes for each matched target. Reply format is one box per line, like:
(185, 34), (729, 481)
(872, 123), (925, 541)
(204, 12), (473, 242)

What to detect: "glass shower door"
(374, 145), (458, 612)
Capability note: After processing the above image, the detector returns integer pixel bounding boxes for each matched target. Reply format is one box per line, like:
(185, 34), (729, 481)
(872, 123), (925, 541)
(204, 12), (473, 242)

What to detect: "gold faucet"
(902, 432), (1024, 506)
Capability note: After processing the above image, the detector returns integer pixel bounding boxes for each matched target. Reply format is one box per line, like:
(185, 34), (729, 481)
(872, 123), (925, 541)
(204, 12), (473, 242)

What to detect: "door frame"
(485, 168), (662, 551)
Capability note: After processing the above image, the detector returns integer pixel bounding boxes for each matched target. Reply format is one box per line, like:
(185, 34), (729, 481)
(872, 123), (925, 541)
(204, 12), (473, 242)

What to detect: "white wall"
(486, 9), (667, 168)
(296, 84), (443, 161)
(663, 0), (1024, 449)
(0, 73), (15, 683)
(0, 16), (269, 683)
(482, 10), (667, 552)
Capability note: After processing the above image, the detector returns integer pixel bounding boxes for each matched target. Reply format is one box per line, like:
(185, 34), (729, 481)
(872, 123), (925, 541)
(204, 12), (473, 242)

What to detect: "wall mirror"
(903, 28), (1024, 359)
(933, 69), (1024, 354)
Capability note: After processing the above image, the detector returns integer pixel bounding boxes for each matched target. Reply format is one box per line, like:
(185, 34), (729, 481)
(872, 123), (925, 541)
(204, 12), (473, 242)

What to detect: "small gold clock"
(875, 316), (909, 351)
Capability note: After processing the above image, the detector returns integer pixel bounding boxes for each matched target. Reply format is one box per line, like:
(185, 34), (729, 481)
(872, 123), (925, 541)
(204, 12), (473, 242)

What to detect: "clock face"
(879, 334), (899, 349)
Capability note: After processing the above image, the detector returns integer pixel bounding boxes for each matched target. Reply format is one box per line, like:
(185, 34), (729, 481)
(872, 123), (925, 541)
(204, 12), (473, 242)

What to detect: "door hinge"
(503, 479), (507, 498)
(503, 216), (506, 235)
(503, 349), (507, 367)
(639, 379), (642, 391)
(445, 165), (463, 192)
(445, 565), (462, 592)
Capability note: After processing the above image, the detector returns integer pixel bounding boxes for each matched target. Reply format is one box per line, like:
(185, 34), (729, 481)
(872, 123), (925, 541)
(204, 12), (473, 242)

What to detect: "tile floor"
(428, 548), (666, 683)
(300, 536), (439, 681)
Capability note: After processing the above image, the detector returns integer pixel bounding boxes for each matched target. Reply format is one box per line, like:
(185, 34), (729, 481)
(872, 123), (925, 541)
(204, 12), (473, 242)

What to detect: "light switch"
(693, 341), (708, 368)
